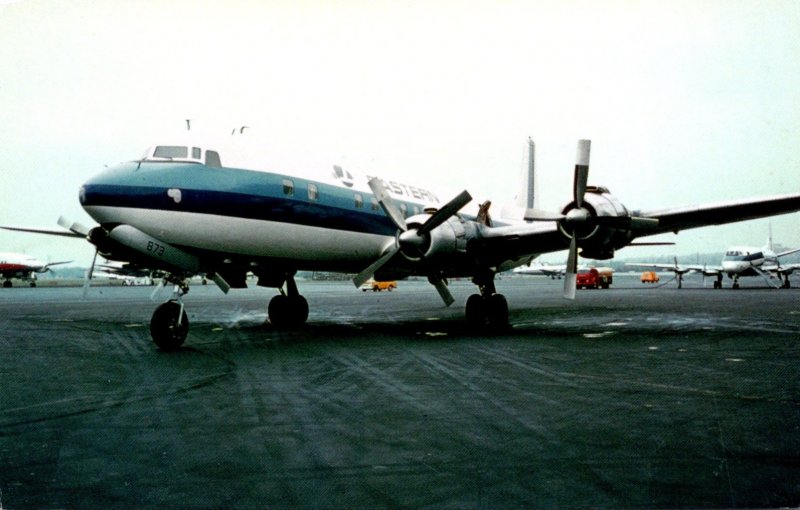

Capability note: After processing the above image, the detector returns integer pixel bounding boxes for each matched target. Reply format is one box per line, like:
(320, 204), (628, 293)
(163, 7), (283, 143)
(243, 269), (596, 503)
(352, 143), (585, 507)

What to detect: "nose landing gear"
(150, 278), (190, 351)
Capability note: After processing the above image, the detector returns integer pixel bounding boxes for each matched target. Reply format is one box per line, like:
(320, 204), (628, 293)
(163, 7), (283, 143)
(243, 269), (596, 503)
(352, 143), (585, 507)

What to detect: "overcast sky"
(1, 0), (799, 266)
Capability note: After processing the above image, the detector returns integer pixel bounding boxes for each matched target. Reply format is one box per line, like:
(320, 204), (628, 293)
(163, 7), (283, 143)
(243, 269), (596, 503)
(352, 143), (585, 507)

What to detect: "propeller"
(558, 140), (591, 299)
(83, 248), (98, 298)
(523, 140), (659, 299)
(353, 178), (472, 306)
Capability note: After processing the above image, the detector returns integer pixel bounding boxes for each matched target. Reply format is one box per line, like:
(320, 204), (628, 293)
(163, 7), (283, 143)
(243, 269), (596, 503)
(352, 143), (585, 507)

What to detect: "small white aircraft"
(512, 261), (567, 279)
(627, 240), (800, 289)
(93, 260), (158, 286)
(3, 139), (800, 350)
(0, 252), (71, 288)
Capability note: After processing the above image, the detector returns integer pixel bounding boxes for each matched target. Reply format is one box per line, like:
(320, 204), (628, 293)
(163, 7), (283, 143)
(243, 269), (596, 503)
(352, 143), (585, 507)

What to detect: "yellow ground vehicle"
(641, 271), (660, 283)
(360, 279), (397, 292)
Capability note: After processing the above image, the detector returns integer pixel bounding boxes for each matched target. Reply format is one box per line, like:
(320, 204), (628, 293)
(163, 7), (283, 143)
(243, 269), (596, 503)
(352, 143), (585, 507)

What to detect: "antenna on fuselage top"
(185, 119), (192, 131)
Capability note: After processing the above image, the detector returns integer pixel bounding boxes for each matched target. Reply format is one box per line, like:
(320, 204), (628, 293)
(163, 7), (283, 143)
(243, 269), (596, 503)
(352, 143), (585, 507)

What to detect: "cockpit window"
(143, 145), (222, 166)
(153, 146), (188, 159)
(205, 150), (221, 167)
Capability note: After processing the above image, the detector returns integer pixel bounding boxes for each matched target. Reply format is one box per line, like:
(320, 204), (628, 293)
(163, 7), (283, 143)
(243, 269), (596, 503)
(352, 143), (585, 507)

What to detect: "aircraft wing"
(474, 192), (800, 270)
(632, 192), (800, 236)
(764, 263), (800, 276)
(625, 262), (701, 273)
(0, 225), (84, 238)
(777, 247), (800, 258)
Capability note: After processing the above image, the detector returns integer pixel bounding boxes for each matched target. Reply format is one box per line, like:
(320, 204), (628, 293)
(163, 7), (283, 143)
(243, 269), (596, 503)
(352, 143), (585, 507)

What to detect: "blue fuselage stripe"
(80, 162), (414, 236)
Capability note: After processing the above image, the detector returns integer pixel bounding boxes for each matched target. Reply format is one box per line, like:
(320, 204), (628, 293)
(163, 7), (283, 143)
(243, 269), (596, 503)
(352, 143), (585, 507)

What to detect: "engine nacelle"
(401, 214), (466, 262)
(106, 224), (201, 273)
(558, 187), (635, 257)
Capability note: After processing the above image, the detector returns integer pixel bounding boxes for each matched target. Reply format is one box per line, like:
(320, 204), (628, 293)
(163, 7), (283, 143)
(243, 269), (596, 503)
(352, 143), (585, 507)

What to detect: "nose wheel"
(150, 300), (189, 351)
(150, 278), (190, 351)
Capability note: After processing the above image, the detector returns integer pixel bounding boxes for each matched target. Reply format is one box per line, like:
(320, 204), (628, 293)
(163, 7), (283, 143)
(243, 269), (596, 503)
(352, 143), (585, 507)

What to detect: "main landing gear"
(148, 272), (311, 350)
(267, 274), (308, 327)
(465, 270), (509, 328)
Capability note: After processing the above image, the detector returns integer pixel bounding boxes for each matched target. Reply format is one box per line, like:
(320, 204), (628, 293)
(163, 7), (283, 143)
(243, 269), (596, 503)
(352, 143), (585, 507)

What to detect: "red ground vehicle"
(576, 267), (613, 289)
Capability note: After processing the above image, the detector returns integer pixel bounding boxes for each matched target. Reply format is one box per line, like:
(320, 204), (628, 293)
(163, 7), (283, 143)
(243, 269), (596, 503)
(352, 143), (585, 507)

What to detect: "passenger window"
(205, 151), (221, 167)
(354, 193), (364, 209)
(400, 203), (408, 217)
(371, 197), (380, 211)
(308, 183), (319, 201)
(283, 179), (294, 196)
(192, 147), (201, 159)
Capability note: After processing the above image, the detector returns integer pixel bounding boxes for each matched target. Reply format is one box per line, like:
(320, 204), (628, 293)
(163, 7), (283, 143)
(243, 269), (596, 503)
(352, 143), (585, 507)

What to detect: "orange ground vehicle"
(575, 267), (613, 289)
(640, 271), (660, 283)
(360, 279), (397, 292)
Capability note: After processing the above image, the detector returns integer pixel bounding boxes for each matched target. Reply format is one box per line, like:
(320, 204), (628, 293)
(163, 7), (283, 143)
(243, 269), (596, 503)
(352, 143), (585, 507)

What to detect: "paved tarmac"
(1, 275), (798, 509)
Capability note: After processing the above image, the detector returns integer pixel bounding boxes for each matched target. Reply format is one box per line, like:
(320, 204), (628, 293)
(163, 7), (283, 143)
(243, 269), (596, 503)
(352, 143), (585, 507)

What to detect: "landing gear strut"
(268, 273), (308, 327)
(150, 277), (190, 351)
(465, 270), (509, 328)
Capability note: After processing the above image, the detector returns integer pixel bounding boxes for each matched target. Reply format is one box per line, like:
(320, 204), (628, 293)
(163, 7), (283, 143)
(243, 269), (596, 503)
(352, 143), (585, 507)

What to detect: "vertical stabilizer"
(515, 137), (537, 211)
(767, 222), (774, 251)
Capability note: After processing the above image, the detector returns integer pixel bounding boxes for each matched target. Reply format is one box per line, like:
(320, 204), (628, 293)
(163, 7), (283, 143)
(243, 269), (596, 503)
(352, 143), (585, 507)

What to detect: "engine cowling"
(557, 187), (635, 260)
(400, 214), (465, 262)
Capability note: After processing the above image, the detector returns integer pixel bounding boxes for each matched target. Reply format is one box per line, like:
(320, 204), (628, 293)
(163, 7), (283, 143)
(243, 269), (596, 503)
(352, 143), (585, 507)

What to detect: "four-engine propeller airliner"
(3, 139), (800, 350)
(0, 252), (71, 288)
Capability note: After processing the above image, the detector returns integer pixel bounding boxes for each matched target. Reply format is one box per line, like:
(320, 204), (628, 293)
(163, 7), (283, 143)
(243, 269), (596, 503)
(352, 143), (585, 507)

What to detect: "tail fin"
(766, 222), (774, 251)
(515, 137), (537, 211)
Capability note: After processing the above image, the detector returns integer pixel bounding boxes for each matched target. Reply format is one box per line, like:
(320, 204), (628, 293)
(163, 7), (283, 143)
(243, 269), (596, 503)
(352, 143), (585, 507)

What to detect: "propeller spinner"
(353, 178), (472, 306)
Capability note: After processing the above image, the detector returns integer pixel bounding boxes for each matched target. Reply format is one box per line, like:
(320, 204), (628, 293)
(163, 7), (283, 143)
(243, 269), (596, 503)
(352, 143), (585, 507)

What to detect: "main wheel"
(465, 294), (487, 326)
(486, 294), (509, 327)
(3, 280), (11, 288)
(268, 295), (309, 327)
(150, 300), (189, 351)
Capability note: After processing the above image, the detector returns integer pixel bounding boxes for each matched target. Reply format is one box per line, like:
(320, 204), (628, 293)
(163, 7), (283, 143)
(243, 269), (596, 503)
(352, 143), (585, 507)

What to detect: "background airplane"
(0, 252), (71, 288)
(93, 260), (158, 286)
(627, 239), (800, 289)
(512, 261), (567, 279)
(3, 139), (800, 351)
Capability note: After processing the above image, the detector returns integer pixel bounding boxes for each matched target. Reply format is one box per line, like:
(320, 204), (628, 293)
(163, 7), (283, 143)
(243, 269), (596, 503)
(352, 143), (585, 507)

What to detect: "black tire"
(465, 294), (486, 326)
(268, 295), (290, 326)
(150, 300), (189, 351)
(487, 294), (509, 327)
(269, 295), (308, 327)
(289, 295), (309, 325)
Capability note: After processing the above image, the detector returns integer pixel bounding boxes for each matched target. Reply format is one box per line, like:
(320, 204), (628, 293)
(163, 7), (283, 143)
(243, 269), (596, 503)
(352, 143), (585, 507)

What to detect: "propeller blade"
(82, 249), (98, 298)
(150, 278), (167, 301)
(573, 139), (591, 209)
(417, 190), (472, 236)
(563, 235), (578, 300)
(57, 216), (91, 237)
(429, 275), (455, 307)
(368, 177), (408, 232)
(523, 208), (566, 222)
(353, 245), (399, 288)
